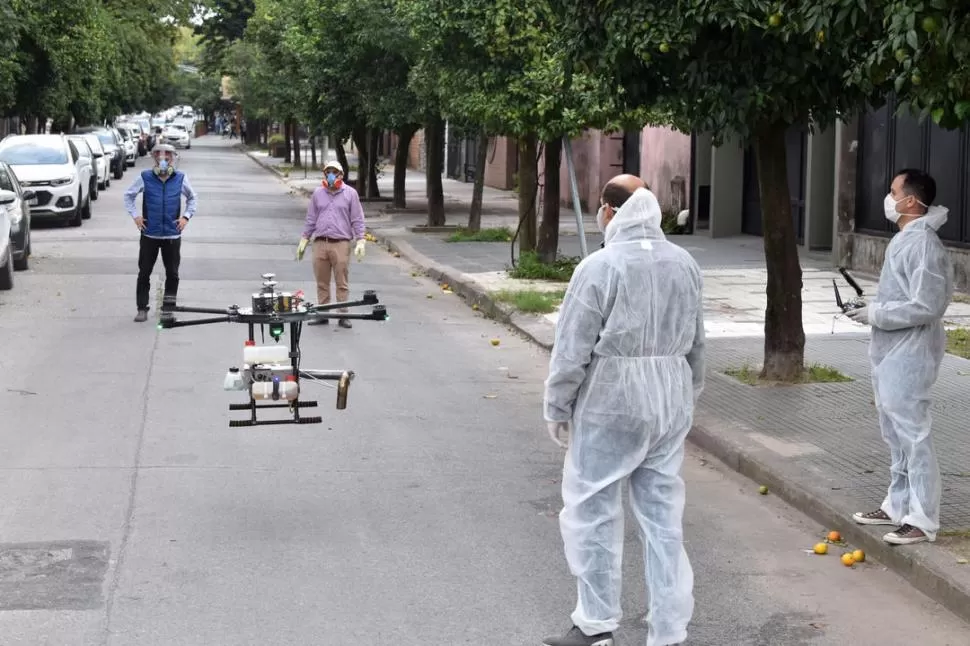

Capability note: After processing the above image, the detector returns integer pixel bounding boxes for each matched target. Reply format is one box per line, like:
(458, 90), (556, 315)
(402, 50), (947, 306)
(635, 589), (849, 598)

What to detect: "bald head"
(597, 174), (648, 234)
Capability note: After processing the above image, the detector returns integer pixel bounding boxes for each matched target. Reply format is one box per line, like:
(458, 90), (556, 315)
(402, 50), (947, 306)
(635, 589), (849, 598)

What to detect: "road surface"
(0, 137), (966, 645)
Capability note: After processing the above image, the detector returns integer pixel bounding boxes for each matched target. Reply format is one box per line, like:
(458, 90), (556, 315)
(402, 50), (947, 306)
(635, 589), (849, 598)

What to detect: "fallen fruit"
(472, 304), (479, 311)
(813, 542), (828, 555)
(841, 553), (856, 567)
(490, 338), (500, 346)
(852, 549), (865, 563)
(759, 485), (769, 495)
(827, 530), (842, 542)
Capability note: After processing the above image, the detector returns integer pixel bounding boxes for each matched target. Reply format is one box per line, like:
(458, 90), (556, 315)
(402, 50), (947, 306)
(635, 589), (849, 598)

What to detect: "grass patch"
(491, 288), (566, 314)
(946, 327), (970, 359)
(725, 362), (853, 386)
(508, 251), (580, 282)
(446, 227), (513, 242)
(952, 292), (970, 304)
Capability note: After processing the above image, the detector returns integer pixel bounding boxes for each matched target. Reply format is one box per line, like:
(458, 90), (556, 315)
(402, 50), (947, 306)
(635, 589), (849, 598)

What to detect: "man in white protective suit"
(541, 174), (706, 646)
(847, 168), (954, 546)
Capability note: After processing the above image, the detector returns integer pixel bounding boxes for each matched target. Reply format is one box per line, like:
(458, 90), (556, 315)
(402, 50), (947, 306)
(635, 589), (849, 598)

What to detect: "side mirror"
(0, 189), (15, 206)
(22, 189), (35, 201)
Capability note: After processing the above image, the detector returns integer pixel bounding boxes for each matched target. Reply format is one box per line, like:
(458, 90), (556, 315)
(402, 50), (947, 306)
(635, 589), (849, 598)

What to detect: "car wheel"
(70, 194), (83, 227)
(13, 229), (28, 271)
(91, 177), (99, 201)
(0, 246), (13, 290)
(114, 163), (123, 180)
(82, 194), (92, 220)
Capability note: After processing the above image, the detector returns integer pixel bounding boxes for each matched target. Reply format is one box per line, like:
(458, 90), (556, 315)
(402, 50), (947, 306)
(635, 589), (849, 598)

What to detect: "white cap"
(322, 159), (344, 174)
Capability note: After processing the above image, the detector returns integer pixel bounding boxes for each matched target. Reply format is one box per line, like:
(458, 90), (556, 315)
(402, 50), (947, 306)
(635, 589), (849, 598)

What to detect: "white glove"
(546, 421), (570, 449)
(354, 239), (366, 261)
(845, 303), (870, 325)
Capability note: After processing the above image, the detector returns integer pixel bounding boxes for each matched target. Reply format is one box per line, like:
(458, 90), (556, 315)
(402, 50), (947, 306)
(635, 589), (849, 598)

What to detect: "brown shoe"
(134, 310), (148, 323)
(338, 319), (352, 329)
(852, 509), (896, 526)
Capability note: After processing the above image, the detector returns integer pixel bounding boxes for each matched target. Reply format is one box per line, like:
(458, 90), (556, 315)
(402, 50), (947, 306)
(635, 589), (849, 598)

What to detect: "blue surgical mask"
(326, 172), (337, 184)
(159, 159), (169, 171)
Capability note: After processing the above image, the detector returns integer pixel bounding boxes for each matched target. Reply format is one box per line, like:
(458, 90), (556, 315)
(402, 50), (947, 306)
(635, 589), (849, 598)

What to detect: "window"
(0, 139), (69, 165)
(0, 167), (13, 192)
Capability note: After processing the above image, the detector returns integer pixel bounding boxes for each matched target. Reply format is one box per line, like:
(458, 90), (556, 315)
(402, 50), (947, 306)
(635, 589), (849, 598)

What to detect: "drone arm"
(159, 315), (233, 329)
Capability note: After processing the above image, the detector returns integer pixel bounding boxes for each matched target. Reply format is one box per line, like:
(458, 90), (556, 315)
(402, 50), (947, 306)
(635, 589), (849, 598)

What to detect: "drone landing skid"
(157, 273), (386, 428)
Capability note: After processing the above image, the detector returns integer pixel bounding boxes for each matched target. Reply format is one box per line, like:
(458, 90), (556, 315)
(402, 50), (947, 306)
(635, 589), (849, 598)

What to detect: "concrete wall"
(639, 126), (692, 213)
(484, 137), (516, 190)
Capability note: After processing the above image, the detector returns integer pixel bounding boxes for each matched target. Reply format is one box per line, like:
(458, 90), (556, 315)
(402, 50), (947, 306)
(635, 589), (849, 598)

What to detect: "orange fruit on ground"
(852, 549), (865, 563)
(813, 543), (828, 555)
(841, 553), (856, 566)
(828, 530), (842, 542)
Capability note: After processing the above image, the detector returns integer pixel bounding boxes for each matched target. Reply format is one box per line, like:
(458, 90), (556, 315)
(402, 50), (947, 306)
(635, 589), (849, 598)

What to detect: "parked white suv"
(0, 134), (91, 227)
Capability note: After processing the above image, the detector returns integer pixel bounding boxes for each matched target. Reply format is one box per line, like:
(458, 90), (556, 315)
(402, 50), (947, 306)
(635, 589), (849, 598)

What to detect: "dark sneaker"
(542, 625), (614, 646)
(884, 524), (931, 545)
(134, 310), (148, 323)
(338, 319), (353, 329)
(852, 509), (896, 526)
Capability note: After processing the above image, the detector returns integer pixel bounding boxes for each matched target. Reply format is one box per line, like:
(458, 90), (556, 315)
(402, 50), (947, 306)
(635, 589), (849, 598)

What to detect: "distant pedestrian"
(848, 168), (954, 545)
(299, 159), (367, 328)
(124, 143), (198, 323)
(542, 174), (706, 646)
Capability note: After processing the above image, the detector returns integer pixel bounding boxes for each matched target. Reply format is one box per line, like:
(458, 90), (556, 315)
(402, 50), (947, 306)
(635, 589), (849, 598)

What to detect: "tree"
(562, 1), (887, 382)
(403, 0), (638, 254)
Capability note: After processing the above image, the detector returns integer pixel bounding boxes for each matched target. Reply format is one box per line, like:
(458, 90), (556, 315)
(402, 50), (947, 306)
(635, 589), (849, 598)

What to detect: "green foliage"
(508, 251), (579, 282)
(725, 363), (853, 386)
(490, 288), (566, 314)
(561, 1), (886, 143)
(402, 0), (649, 141)
(851, 1), (970, 129)
(446, 227), (513, 242)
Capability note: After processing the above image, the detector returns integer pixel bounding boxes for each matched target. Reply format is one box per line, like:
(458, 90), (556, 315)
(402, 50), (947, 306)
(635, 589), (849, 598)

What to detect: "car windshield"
(96, 133), (115, 146)
(0, 140), (68, 165)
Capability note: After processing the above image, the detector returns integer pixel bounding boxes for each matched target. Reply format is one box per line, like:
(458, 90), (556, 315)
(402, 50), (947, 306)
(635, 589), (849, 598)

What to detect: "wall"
(638, 126), (692, 213)
(484, 137), (516, 190)
(408, 129), (427, 172)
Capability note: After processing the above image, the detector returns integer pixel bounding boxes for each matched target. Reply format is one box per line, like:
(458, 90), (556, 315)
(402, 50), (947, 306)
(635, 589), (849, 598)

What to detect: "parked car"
(74, 133), (110, 191)
(74, 126), (126, 180)
(67, 135), (99, 205)
(0, 189), (15, 290)
(0, 161), (34, 270)
(113, 126), (137, 166)
(162, 124), (191, 149)
(0, 134), (91, 227)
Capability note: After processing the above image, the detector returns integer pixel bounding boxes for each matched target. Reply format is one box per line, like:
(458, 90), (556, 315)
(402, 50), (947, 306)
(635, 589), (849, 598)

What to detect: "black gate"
(741, 126), (808, 244)
(623, 130), (641, 176)
(856, 96), (970, 245)
(463, 136), (478, 183)
(446, 128), (462, 179)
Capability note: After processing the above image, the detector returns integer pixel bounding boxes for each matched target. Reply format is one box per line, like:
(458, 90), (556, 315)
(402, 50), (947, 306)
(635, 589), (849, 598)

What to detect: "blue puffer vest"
(141, 169), (185, 237)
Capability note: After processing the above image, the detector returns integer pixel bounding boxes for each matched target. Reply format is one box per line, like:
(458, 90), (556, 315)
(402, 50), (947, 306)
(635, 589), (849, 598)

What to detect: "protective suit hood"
(908, 205), (948, 231)
(603, 187), (665, 245)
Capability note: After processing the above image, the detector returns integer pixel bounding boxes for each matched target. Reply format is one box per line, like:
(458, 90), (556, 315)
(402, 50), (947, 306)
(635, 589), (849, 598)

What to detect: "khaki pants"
(312, 238), (350, 310)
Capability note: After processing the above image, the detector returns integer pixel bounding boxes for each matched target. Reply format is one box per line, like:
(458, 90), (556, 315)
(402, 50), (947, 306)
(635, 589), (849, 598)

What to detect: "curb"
(688, 412), (970, 625)
(372, 229), (970, 626)
(374, 234), (556, 351)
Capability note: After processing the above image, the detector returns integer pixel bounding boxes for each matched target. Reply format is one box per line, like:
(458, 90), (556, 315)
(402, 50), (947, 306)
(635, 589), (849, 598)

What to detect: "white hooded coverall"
(867, 205), (953, 540)
(543, 188), (706, 646)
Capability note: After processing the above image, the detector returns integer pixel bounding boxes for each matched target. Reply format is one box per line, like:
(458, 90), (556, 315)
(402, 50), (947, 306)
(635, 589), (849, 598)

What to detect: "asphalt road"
(0, 137), (967, 646)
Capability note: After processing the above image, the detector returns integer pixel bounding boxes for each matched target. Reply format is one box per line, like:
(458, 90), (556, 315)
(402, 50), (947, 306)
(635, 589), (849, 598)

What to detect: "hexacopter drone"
(158, 273), (388, 427)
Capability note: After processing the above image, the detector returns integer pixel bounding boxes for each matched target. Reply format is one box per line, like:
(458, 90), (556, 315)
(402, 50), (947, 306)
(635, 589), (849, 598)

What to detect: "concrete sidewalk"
(242, 143), (970, 624)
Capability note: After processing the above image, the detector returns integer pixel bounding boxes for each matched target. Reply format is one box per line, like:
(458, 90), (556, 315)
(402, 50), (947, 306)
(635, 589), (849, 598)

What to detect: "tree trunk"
(283, 119), (292, 163)
(367, 128), (380, 198)
(352, 125), (368, 196)
(467, 130), (490, 233)
(754, 122), (805, 382)
(425, 114), (446, 226)
(517, 133), (539, 254)
(292, 122), (302, 168)
(393, 125), (416, 208)
(537, 136), (562, 263)
(310, 135), (317, 167)
(335, 138), (350, 180)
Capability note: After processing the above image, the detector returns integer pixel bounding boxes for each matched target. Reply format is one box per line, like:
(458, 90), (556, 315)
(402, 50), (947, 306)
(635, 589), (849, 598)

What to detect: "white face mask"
(596, 204), (609, 232)
(883, 193), (902, 223)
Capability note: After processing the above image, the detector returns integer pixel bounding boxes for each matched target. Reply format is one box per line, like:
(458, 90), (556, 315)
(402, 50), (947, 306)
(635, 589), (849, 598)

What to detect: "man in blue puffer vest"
(124, 143), (198, 322)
